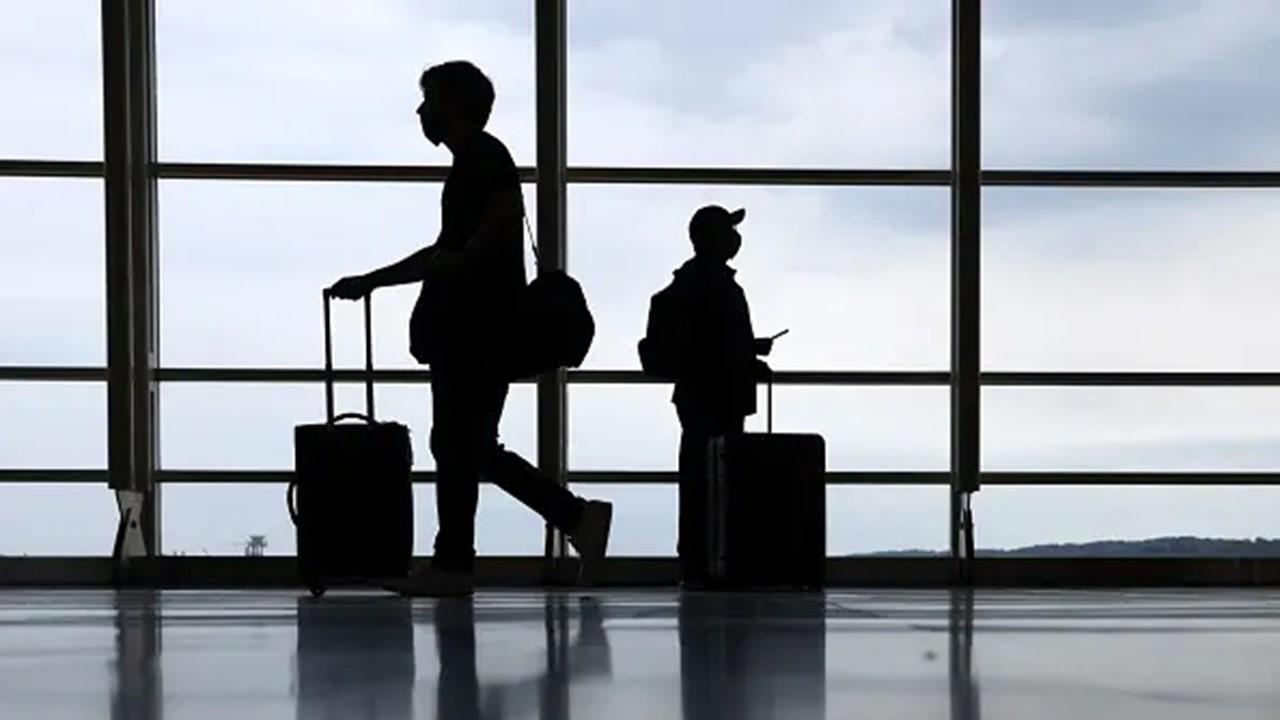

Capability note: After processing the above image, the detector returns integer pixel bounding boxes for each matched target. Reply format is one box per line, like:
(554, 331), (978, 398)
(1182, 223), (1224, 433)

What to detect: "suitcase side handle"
(286, 480), (299, 525)
(322, 291), (376, 423)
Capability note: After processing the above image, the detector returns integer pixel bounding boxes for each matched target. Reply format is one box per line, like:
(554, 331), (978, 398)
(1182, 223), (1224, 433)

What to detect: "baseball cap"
(689, 204), (746, 240)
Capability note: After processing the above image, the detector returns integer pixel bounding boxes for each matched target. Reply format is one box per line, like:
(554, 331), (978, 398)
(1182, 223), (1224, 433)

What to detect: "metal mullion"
(984, 170), (1280, 188)
(102, 0), (134, 496)
(982, 472), (1280, 486)
(567, 369), (950, 385)
(568, 167), (949, 186)
(536, 0), (570, 572)
(151, 368), (950, 385)
(950, 0), (981, 569)
(0, 367), (109, 381)
(0, 470), (111, 483)
(13, 469), (1276, 486)
(146, 470), (950, 485)
(983, 372), (1280, 387)
(156, 162), (509, 183)
(0, 160), (104, 177)
(127, 0), (160, 555)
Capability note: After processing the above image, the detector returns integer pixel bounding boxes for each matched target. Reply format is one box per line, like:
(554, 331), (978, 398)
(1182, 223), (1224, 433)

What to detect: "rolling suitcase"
(289, 293), (414, 597)
(707, 375), (826, 589)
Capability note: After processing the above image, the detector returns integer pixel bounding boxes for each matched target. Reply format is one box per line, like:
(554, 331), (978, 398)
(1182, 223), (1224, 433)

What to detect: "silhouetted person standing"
(640, 206), (772, 585)
(330, 61), (611, 596)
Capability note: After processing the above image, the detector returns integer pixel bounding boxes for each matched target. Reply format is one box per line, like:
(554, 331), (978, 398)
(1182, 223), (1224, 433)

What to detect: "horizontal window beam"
(156, 162), (493, 183)
(3, 469), (1272, 486)
(984, 372), (1280, 386)
(0, 470), (109, 483)
(0, 160), (103, 178)
(569, 167), (949, 186)
(984, 170), (1280, 188)
(9, 368), (1280, 388)
(152, 367), (949, 385)
(150, 470), (942, 485)
(0, 367), (107, 382)
(982, 472), (1280, 486)
(145, 163), (1280, 188)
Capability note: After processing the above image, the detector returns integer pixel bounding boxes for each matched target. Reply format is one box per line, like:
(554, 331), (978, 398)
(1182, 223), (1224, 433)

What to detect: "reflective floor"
(2, 588), (1280, 719)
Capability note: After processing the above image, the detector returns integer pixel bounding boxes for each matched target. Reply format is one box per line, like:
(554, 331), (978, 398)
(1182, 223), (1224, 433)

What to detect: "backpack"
(504, 218), (596, 380)
(638, 279), (684, 380)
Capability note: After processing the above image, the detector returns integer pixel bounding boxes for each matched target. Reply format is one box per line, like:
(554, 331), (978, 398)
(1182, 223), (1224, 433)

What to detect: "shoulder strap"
(523, 213), (540, 267)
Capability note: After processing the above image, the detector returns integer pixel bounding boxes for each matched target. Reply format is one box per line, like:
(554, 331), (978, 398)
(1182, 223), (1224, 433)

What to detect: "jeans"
(431, 368), (585, 573)
(676, 406), (744, 582)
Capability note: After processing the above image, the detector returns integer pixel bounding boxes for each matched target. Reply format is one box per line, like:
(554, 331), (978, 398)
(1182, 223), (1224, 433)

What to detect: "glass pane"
(984, 387), (1280, 471)
(984, 0), (1280, 169)
(0, 484), (116, 556)
(828, 486), (948, 556)
(158, 180), (535, 369)
(984, 189), (1280, 370)
(160, 383), (535, 470)
(0, 178), (104, 366)
(423, 485), (546, 557)
(977, 487), (1280, 555)
(0, 2), (101, 159)
(577, 484), (677, 557)
(157, 1), (534, 164)
(571, 385), (945, 469)
(161, 483), (545, 557)
(0, 383), (105, 468)
(571, 185), (949, 371)
(569, 0), (949, 167)
(764, 387), (948, 471)
(569, 385), (680, 471)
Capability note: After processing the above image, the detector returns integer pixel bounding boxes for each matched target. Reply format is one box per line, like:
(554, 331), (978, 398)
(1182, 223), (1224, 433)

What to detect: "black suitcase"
(707, 377), (826, 589)
(289, 293), (414, 597)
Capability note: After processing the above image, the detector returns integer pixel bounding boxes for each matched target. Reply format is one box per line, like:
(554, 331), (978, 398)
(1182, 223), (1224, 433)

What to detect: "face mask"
(724, 234), (742, 261)
(421, 110), (446, 146)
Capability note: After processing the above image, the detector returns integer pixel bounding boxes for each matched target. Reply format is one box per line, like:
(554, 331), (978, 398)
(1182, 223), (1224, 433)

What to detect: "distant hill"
(867, 536), (1280, 558)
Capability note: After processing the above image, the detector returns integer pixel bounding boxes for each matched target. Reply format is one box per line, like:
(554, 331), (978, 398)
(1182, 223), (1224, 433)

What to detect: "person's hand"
(754, 358), (773, 380)
(328, 275), (374, 300)
(754, 337), (774, 357)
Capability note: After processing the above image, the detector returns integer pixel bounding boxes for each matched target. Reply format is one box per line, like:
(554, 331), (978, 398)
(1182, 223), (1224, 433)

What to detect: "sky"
(4, 0), (1280, 556)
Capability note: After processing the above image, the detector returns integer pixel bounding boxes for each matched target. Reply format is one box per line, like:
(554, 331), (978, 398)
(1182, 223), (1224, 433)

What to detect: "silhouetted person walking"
(639, 206), (772, 585)
(330, 61), (611, 596)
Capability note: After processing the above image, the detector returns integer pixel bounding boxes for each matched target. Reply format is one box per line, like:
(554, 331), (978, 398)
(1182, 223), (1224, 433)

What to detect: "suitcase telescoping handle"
(767, 371), (773, 434)
(321, 290), (376, 423)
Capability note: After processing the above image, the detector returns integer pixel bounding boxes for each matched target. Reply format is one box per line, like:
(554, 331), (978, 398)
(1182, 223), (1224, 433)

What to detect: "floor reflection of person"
(678, 594), (826, 720)
(434, 595), (613, 720)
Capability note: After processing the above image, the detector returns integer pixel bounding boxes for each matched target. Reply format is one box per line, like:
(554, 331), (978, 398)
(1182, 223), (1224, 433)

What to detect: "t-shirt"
(410, 132), (527, 368)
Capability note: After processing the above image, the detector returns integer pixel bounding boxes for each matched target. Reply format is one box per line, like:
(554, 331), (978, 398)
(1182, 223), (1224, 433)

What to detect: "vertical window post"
(536, 0), (570, 577)
(103, 0), (159, 570)
(951, 0), (981, 578)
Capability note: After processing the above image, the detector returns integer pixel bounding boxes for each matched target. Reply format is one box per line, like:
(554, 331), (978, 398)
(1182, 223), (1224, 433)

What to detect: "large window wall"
(4, 0), (1280, 564)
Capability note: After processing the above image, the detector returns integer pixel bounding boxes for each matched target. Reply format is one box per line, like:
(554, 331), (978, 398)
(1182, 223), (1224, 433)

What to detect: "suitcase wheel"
(306, 580), (327, 598)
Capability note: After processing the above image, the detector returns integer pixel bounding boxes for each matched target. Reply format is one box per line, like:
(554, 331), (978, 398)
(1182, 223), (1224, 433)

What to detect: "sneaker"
(382, 564), (474, 598)
(569, 500), (613, 585)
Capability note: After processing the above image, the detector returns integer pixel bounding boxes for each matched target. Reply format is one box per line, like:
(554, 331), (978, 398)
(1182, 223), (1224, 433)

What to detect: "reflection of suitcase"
(707, 378), (825, 589)
(294, 597), (415, 719)
(289, 294), (413, 597)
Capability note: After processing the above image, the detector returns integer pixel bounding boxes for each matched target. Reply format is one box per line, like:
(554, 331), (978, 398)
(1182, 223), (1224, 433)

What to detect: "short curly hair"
(419, 61), (495, 129)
